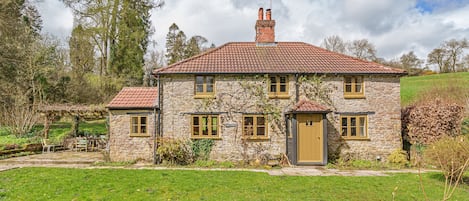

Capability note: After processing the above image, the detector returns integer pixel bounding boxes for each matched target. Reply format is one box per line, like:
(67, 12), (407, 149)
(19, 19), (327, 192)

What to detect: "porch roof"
(289, 100), (330, 114)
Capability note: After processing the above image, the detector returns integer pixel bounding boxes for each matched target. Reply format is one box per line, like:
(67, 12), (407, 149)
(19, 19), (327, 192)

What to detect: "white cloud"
(36, 0), (469, 62)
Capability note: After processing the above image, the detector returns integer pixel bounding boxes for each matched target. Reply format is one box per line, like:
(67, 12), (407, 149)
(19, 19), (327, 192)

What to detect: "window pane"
(202, 116), (208, 135)
(359, 117), (366, 136)
(350, 117), (356, 126)
(345, 77), (352, 84)
(270, 84), (277, 92)
(140, 117), (146, 125)
(257, 127), (265, 136)
(132, 117), (138, 124)
(141, 125), (146, 133)
(206, 76), (214, 92)
(341, 127), (347, 136)
(270, 77), (277, 83)
(280, 84), (286, 92)
(257, 117), (265, 125)
(211, 117), (218, 136)
(193, 117), (199, 125)
(280, 76), (286, 83)
(341, 118), (347, 126)
(351, 127), (357, 136)
(196, 84), (204, 93)
(355, 83), (362, 93)
(345, 84), (352, 92)
(196, 76), (204, 84)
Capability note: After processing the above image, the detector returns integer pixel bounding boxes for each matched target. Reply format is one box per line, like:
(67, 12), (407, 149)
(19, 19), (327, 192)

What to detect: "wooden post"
(44, 113), (50, 139)
(71, 115), (80, 137)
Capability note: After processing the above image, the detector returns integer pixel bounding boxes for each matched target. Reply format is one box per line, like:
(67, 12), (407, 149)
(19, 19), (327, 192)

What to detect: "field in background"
(400, 72), (469, 106)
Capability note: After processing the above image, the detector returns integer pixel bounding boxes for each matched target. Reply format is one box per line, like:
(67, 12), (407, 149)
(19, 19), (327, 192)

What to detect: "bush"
(157, 138), (193, 165)
(402, 98), (465, 145)
(424, 136), (469, 182)
(191, 139), (214, 161)
(387, 149), (408, 167)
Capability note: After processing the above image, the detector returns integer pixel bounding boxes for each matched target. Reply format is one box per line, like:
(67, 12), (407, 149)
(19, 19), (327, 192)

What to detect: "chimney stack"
(255, 7), (275, 44)
(258, 8), (263, 20)
(266, 9), (271, 20)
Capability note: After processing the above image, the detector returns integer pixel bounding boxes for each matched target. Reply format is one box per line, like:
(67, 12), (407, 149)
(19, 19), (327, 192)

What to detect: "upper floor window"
(243, 115), (268, 139)
(269, 75), (289, 98)
(192, 115), (219, 138)
(341, 115), (367, 139)
(195, 75), (214, 97)
(344, 76), (364, 98)
(130, 116), (149, 137)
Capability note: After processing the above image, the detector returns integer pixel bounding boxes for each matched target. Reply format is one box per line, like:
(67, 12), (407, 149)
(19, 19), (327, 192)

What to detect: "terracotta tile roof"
(107, 87), (158, 109)
(154, 42), (406, 75)
(290, 100), (330, 113)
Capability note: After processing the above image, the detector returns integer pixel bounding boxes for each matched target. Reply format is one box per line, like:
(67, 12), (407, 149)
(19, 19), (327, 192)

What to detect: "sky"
(36, 0), (469, 61)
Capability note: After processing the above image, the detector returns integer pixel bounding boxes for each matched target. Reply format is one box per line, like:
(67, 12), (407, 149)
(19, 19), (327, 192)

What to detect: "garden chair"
(42, 139), (57, 153)
(75, 138), (88, 152)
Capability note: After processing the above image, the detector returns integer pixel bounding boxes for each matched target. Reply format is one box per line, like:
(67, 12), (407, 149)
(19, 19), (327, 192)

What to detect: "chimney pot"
(266, 9), (271, 20)
(258, 8), (264, 20)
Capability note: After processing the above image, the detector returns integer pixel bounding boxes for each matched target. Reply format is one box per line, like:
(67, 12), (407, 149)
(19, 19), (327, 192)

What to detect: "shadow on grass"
(428, 172), (469, 187)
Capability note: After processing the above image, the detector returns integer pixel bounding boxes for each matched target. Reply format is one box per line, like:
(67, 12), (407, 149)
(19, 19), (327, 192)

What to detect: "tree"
(400, 51), (423, 75)
(110, 0), (153, 85)
(69, 24), (95, 79)
(165, 23), (186, 65)
(427, 38), (468, 73)
(184, 35), (208, 58)
(346, 39), (377, 61)
(321, 35), (346, 54)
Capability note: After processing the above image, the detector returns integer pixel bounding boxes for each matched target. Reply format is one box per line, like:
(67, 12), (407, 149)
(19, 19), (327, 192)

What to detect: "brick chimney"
(255, 8), (275, 43)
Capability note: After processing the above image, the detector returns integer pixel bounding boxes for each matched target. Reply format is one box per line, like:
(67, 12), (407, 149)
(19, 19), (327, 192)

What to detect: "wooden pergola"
(37, 104), (107, 139)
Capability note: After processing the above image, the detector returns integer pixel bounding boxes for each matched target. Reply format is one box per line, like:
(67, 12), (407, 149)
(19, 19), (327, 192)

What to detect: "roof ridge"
(303, 43), (406, 73)
(154, 42), (233, 74)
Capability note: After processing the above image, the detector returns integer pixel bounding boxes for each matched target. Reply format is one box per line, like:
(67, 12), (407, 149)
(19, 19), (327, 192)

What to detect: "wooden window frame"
(343, 76), (365, 99)
(191, 114), (220, 139)
(268, 75), (289, 98)
(130, 116), (149, 137)
(194, 75), (215, 98)
(340, 115), (368, 140)
(242, 115), (269, 140)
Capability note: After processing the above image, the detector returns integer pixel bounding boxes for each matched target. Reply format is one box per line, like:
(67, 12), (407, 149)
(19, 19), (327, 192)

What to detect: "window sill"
(130, 134), (150, 137)
(191, 137), (222, 140)
(341, 137), (370, 141)
(268, 94), (290, 99)
(344, 94), (365, 99)
(194, 94), (215, 99)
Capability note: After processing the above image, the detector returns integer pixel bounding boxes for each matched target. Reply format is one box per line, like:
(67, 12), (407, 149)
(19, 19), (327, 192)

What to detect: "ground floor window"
(192, 115), (219, 138)
(130, 116), (148, 136)
(243, 115), (268, 138)
(341, 115), (367, 139)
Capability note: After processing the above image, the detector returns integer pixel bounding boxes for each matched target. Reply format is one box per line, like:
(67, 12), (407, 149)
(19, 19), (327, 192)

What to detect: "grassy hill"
(400, 72), (469, 106)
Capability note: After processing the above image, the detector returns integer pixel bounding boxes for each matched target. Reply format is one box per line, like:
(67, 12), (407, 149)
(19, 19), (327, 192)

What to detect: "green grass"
(400, 72), (469, 106)
(0, 168), (468, 201)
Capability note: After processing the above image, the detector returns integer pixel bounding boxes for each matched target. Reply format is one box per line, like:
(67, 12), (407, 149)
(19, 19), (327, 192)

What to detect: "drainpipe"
(295, 74), (299, 102)
(155, 73), (162, 164)
(153, 107), (157, 164)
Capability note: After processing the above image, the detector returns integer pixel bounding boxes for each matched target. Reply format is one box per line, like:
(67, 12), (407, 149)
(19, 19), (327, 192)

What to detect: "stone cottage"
(107, 8), (406, 165)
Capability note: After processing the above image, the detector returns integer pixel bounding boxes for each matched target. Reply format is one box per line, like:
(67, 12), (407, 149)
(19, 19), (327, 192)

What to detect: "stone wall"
(160, 75), (295, 161)
(159, 74), (402, 162)
(319, 75), (402, 161)
(109, 110), (156, 162)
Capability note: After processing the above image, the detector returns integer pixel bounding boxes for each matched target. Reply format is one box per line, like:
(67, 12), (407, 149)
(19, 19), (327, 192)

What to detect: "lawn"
(400, 72), (469, 106)
(0, 168), (468, 201)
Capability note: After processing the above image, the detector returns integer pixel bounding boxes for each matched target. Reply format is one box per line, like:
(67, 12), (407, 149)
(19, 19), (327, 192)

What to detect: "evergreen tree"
(165, 23), (187, 65)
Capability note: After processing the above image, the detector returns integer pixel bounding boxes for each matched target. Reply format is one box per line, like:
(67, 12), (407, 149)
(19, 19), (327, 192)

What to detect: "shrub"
(402, 98), (464, 145)
(424, 136), (469, 182)
(157, 138), (193, 165)
(191, 139), (214, 161)
(387, 149), (408, 167)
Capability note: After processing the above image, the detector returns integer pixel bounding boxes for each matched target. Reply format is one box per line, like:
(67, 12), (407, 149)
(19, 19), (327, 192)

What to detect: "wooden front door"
(297, 114), (323, 163)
